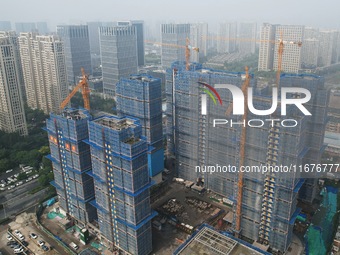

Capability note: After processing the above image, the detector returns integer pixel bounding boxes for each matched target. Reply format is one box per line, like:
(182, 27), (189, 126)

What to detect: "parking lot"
(40, 204), (101, 254)
(0, 212), (58, 255)
(0, 165), (39, 192)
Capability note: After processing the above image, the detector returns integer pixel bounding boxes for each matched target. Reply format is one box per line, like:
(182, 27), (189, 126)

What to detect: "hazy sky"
(1, 0), (339, 30)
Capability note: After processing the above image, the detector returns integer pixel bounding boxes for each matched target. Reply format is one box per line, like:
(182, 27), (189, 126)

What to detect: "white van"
(70, 242), (79, 250)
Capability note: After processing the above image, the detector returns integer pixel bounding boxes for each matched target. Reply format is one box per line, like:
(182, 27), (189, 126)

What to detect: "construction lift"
(60, 68), (90, 110)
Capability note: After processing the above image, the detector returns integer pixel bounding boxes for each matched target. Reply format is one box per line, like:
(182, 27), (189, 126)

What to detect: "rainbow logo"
(198, 81), (223, 106)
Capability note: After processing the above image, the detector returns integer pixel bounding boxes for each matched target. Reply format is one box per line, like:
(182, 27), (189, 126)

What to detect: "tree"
(71, 92), (116, 113)
(38, 175), (49, 186)
(0, 158), (11, 173)
(39, 146), (50, 155)
(42, 157), (52, 171)
(17, 172), (27, 181)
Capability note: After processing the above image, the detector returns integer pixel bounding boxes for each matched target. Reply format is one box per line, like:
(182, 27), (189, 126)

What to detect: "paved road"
(0, 185), (47, 220)
(0, 179), (40, 204)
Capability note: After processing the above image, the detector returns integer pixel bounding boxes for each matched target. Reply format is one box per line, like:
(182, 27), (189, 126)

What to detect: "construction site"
(41, 25), (334, 255)
(164, 56), (328, 253)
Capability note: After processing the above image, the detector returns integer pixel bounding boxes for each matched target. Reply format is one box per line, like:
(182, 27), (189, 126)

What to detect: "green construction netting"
(91, 242), (105, 251)
(306, 187), (338, 255)
(47, 211), (66, 219)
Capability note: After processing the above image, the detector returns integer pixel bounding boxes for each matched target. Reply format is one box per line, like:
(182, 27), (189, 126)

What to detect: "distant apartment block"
(57, 25), (92, 84)
(161, 23), (190, 68)
(99, 25), (138, 96)
(0, 34), (27, 135)
(36, 22), (49, 35)
(0, 31), (26, 97)
(217, 22), (237, 54)
(273, 25), (304, 73)
(87, 22), (102, 56)
(190, 23), (208, 62)
(304, 27), (319, 39)
(238, 22), (257, 54)
(258, 23), (303, 73)
(0, 21), (11, 31)
(301, 39), (319, 68)
(318, 30), (339, 67)
(19, 33), (68, 114)
(87, 21), (102, 73)
(258, 23), (276, 71)
(117, 20), (145, 66)
(15, 22), (36, 33)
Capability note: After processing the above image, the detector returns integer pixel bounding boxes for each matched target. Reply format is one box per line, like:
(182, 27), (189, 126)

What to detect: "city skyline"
(1, 0), (340, 31)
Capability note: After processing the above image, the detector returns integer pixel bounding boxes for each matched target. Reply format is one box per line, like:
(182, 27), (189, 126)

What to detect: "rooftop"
(61, 108), (91, 120)
(94, 116), (138, 131)
(175, 226), (270, 255)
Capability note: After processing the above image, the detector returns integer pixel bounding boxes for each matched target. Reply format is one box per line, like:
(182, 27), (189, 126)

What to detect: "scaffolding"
(87, 115), (155, 255)
(46, 108), (97, 223)
(165, 63), (328, 252)
(116, 74), (164, 177)
(174, 224), (271, 255)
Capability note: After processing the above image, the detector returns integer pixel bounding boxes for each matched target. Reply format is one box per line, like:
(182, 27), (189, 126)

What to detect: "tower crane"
(145, 38), (199, 70)
(185, 37), (199, 70)
(223, 33), (302, 238)
(224, 66), (250, 238)
(275, 31), (302, 87)
(204, 34), (302, 87)
(60, 68), (90, 110)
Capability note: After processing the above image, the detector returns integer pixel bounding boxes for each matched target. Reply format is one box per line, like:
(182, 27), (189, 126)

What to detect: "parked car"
(14, 230), (21, 236)
(14, 247), (23, 254)
(18, 234), (25, 241)
(5, 169), (13, 173)
(6, 234), (13, 241)
(37, 240), (45, 247)
(16, 181), (23, 186)
(21, 241), (28, 247)
(42, 245), (49, 251)
(9, 243), (19, 248)
(29, 233), (37, 239)
(7, 241), (18, 247)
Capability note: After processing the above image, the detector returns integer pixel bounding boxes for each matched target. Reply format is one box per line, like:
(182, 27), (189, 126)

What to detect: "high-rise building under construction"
(116, 74), (164, 180)
(87, 115), (155, 255)
(46, 109), (97, 223)
(46, 110), (155, 255)
(165, 62), (328, 252)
